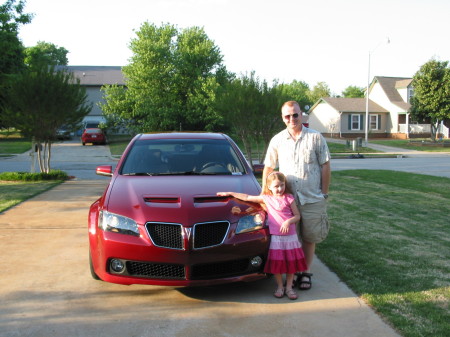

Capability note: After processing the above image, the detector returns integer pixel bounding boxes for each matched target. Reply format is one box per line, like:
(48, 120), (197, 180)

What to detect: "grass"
(370, 139), (450, 152)
(327, 142), (381, 154)
(0, 131), (31, 154)
(317, 170), (450, 337)
(0, 181), (62, 213)
(107, 134), (134, 156)
(0, 170), (68, 212)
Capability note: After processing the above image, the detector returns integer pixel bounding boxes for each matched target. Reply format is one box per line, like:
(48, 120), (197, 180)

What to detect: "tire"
(89, 251), (101, 281)
(82, 142), (85, 146)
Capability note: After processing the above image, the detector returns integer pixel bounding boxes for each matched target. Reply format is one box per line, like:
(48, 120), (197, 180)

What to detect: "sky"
(17, 0), (450, 95)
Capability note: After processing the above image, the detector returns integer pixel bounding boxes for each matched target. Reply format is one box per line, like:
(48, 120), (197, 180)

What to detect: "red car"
(89, 133), (270, 286)
(81, 128), (106, 145)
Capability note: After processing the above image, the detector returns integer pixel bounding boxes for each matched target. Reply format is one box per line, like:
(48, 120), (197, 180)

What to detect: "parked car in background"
(56, 126), (72, 140)
(81, 128), (106, 145)
(88, 132), (269, 286)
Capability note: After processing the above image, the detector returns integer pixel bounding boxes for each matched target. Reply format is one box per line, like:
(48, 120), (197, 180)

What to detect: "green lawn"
(370, 139), (450, 152)
(0, 135), (31, 154)
(317, 170), (450, 337)
(0, 181), (62, 213)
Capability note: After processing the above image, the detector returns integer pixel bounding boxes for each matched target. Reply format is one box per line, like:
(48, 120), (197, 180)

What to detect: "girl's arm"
(217, 192), (264, 203)
(280, 201), (301, 233)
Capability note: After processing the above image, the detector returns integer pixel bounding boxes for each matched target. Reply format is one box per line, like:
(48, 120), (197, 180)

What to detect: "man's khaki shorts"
(297, 200), (329, 244)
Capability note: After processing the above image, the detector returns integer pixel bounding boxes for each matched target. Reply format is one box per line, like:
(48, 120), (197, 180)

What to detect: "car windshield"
(120, 138), (247, 175)
(86, 128), (102, 134)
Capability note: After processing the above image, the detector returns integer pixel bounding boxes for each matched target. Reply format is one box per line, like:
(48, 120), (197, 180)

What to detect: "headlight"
(236, 213), (265, 234)
(98, 211), (140, 237)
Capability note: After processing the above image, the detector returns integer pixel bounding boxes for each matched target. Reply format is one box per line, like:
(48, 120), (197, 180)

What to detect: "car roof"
(135, 132), (227, 140)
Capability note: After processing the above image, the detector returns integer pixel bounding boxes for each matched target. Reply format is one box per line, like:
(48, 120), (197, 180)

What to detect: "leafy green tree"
(410, 59), (450, 141)
(101, 22), (226, 133)
(342, 85), (364, 98)
(275, 80), (312, 110)
(0, 0), (33, 128)
(24, 41), (68, 70)
(307, 81), (331, 104)
(3, 67), (92, 172)
(216, 72), (283, 166)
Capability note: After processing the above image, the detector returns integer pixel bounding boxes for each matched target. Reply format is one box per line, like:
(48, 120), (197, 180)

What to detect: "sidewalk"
(0, 180), (400, 337)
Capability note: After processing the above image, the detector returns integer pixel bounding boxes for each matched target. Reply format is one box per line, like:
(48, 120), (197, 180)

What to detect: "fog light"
(110, 259), (125, 273)
(250, 256), (263, 268)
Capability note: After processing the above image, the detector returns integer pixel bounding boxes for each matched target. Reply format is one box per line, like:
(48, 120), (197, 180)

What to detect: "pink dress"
(261, 194), (308, 274)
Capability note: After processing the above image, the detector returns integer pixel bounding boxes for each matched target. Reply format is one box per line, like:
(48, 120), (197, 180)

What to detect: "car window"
(120, 139), (247, 175)
(86, 128), (102, 134)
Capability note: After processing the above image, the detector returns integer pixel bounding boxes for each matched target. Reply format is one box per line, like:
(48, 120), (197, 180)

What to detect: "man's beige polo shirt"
(264, 127), (330, 205)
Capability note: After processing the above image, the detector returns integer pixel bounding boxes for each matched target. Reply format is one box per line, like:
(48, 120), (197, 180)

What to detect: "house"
(57, 65), (125, 127)
(308, 76), (448, 139)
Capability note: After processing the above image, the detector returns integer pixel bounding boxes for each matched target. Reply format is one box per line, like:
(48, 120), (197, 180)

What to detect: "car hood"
(105, 175), (262, 226)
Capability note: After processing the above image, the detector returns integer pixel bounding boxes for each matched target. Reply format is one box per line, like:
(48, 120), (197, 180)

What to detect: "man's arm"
(321, 161), (331, 194)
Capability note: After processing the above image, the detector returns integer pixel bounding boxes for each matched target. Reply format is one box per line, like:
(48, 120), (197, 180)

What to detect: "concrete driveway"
(0, 140), (402, 337)
(0, 180), (399, 337)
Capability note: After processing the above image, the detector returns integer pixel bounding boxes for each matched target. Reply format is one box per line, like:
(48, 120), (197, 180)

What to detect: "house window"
(370, 114), (379, 130)
(351, 114), (361, 130)
(408, 87), (414, 103)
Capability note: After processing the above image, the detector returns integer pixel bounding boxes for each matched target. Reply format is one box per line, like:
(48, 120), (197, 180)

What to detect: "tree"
(101, 22), (227, 133)
(3, 67), (92, 172)
(275, 80), (312, 110)
(216, 72), (284, 167)
(342, 85), (364, 98)
(0, 0), (33, 127)
(410, 59), (450, 141)
(24, 41), (68, 70)
(307, 82), (331, 104)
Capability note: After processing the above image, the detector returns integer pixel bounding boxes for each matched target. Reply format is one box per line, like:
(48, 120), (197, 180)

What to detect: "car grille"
(193, 221), (229, 249)
(191, 258), (260, 280)
(145, 221), (230, 250)
(126, 261), (185, 279)
(146, 223), (183, 249)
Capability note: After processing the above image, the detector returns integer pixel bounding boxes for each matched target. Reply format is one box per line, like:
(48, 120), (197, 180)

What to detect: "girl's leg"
(273, 274), (284, 298)
(285, 274), (298, 300)
(274, 274), (284, 290)
(285, 273), (295, 290)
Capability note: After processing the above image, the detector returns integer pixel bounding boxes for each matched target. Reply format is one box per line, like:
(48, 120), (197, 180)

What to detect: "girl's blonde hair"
(262, 171), (293, 195)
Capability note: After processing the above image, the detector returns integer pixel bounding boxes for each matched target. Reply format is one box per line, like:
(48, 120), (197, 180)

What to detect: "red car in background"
(88, 132), (270, 286)
(81, 128), (106, 145)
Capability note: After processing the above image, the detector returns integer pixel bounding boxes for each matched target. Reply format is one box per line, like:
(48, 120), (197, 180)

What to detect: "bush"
(0, 170), (69, 181)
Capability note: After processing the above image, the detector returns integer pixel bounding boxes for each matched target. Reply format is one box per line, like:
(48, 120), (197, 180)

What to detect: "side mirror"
(96, 165), (113, 177)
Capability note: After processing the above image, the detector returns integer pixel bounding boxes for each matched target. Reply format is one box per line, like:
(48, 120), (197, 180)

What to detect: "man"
(263, 100), (331, 290)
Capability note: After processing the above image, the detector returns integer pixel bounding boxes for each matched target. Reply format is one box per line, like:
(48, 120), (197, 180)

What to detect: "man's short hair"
(281, 100), (301, 111)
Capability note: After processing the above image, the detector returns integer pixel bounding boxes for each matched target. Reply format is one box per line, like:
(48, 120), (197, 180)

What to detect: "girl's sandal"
(273, 288), (285, 298)
(286, 289), (298, 300)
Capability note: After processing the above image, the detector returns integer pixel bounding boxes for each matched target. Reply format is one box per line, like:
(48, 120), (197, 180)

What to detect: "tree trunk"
(37, 142), (44, 173)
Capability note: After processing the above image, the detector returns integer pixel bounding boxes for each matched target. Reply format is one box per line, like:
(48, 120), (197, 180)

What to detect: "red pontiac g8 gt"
(89, 133), (270, 286)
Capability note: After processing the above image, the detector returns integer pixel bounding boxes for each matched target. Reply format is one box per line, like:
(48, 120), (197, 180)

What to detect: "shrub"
(0, 170), (69, 181)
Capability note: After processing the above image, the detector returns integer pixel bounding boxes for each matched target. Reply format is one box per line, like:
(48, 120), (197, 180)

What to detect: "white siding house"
(308, 76), (446, 138)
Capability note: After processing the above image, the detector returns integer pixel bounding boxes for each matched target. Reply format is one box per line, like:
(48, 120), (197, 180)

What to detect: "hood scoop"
(143, 196), (180, 203)
(194, 196), (230, 203)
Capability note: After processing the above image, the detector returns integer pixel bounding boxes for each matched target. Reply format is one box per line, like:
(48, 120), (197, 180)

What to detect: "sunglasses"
(283, 113), (299, 120)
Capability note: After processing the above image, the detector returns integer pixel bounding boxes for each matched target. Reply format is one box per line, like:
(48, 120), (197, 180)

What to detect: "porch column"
(406, 113), (410, 139)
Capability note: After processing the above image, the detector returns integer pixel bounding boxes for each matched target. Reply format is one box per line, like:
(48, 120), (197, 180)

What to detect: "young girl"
(217, 172), (307, 300)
